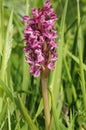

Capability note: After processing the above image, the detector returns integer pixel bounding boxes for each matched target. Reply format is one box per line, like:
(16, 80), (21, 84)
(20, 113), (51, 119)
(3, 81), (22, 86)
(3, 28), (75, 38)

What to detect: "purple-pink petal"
(23, 0), (58, 77)
(50, 41), (57, 48)
(37, 54), (44, 62)
(30, 65), (35, 73)
(44, 0), (51, 8)
(32, 8), (38, 17)
(48, 62), (54, 70)
(23, 16), (30, 23)
(34, 68), (40, 77)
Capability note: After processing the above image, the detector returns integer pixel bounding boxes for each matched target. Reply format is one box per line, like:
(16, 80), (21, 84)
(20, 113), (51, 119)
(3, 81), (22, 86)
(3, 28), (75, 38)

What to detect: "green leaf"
(51, 0), (69, 104)
(33, 98), (43, 122)
(0, 102), (7, 125)
(21, 123), (28, 130)
(68, 110), (75, 130)
(0, 97), (3, 113)
(67, 51), (86, 71)
(0, 10), (13, 80)
(0, 79), (38, 130)
(0, 78), (14, 101)
(0, 0), (4, 55)
(49, 89), (67, 130)
(77, 0), (86, 110)
(17, 95), (38, 130)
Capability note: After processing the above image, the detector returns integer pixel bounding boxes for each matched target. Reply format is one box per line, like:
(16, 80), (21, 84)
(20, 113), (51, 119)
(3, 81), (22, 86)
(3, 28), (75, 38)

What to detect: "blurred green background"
(0, 0), (86, 130)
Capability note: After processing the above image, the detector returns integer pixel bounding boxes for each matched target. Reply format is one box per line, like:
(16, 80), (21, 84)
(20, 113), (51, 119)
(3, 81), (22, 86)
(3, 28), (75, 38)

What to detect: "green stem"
(41, 73), (50, 130)
(0, 0), (4, 55)
(77, 0), (86, 110)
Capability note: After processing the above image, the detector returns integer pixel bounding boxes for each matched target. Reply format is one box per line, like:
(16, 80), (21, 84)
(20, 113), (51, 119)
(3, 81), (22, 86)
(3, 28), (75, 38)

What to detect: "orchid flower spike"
(23, 0), (58, 77)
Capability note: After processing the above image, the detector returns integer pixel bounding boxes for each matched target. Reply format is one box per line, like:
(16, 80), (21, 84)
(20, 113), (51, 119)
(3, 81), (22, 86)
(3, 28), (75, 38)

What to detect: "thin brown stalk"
(41, 71), (50, 130)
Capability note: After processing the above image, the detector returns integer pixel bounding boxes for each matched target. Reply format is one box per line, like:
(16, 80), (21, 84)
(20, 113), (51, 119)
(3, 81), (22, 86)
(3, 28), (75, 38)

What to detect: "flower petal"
(48, 62), (54, 70)
(34, 68), (40, 77)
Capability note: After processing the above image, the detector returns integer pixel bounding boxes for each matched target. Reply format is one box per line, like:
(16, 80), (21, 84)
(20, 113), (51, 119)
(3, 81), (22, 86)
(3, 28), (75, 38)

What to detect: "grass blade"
(0, 78), (38, 130)
(49, 89), (67, 130)
(0, 78), (14, 101)
(33, 98), (43, 122)
(77, 0), (86, 110)
(0, 10), (13, 80)
(67, 51), (86, 71)
(51, 0), (69, 104)
(17, 95), (38, 130)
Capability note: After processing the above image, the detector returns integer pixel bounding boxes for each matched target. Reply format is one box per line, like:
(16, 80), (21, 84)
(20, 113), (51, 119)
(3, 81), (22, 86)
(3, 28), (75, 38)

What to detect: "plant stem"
(77, 0), (86, 110)
(41, 73), (50, 130)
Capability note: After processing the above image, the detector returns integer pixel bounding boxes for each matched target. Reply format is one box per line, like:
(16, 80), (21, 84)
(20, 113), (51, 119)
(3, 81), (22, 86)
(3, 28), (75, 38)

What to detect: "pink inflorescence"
(23, 0), (58, 77)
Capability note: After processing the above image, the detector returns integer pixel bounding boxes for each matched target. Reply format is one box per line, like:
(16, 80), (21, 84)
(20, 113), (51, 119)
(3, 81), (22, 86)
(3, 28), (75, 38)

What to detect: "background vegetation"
(0, 0), (86, 130)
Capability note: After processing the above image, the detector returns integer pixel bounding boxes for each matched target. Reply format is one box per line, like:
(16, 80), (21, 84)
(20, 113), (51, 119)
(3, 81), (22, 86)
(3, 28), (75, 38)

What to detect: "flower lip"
(44, 0), (51, 8)
(23, 15), (30, 23)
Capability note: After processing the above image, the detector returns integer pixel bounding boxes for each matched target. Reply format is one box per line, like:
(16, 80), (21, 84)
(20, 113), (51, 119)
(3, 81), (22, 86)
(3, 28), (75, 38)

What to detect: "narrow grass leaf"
(68, 110), (75, 130)
(67, 51), (86, 71)
(0, 102), (7, 125)
(0, 79), (38, 130)
(49, 89), (67, 130)
(51, 0), (69, 104)
(49, 89), (60, 130)
(17, 95), (38, 130)
(63, 58), (77, 101)
(7, 99), (11, 130)
(21, 123), (28, 130)
(0, 78), (14, 101)
(77, 0), (86, 110)
(0, 10), (13, 79)
(0, 0), (4, 55)
(33, 98), (43, 122)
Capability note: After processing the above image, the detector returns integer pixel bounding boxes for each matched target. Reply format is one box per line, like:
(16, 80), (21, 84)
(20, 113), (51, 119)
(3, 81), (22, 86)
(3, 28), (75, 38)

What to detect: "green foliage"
(0, 0), (86, 130)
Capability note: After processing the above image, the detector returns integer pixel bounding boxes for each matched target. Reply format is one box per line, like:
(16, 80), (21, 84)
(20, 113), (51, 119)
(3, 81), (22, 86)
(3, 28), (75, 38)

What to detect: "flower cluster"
(23, 0), (58, 77)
